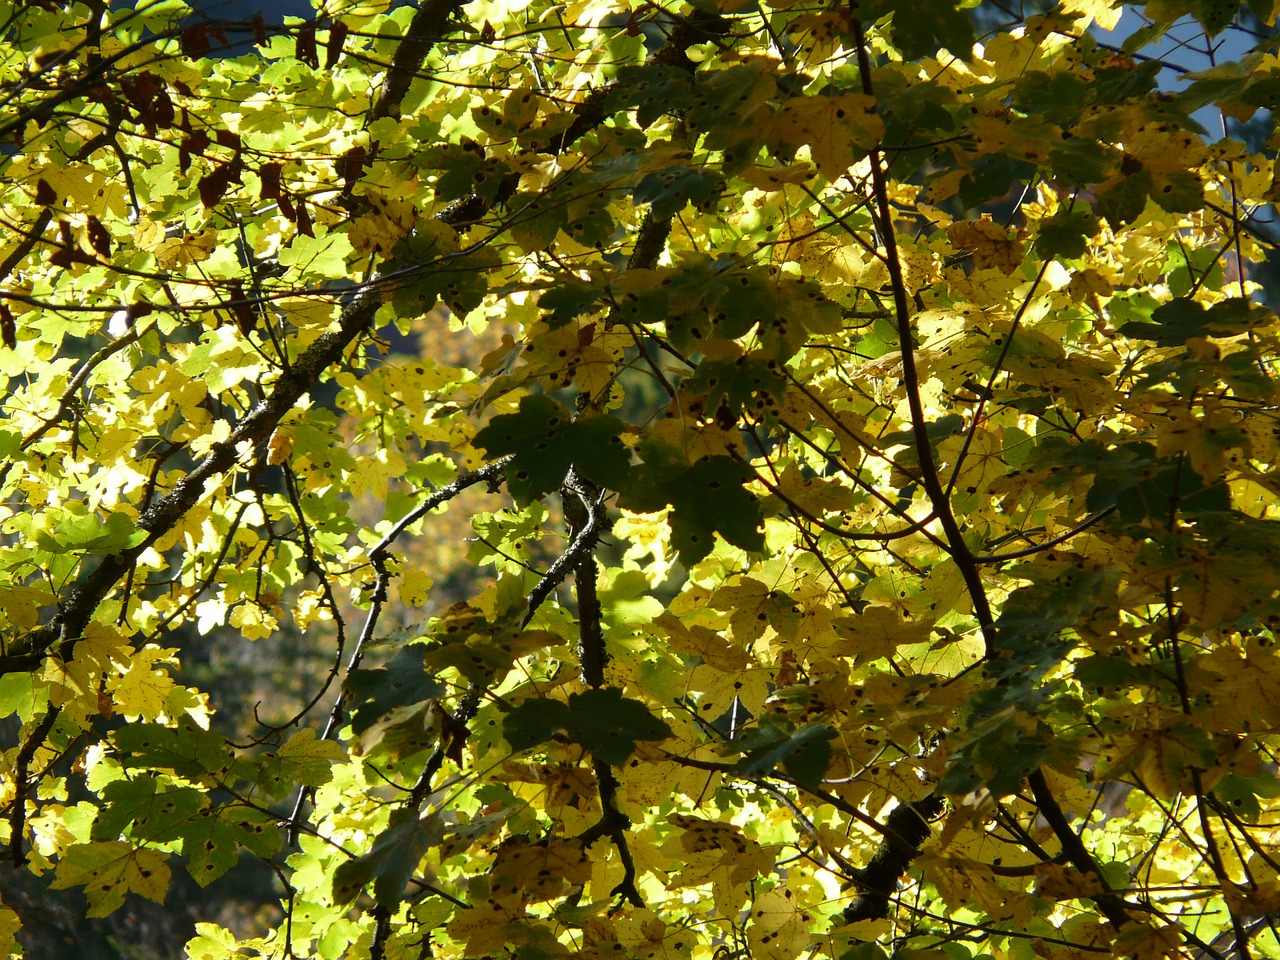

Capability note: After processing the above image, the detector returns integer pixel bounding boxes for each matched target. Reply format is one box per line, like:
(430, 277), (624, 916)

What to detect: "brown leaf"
(50, 220), (77, 268)
(295, 198), (313, 237)
(226, 281), (256, 336)
(86, 216), (111, 257)
(338, 145), (366, 196)
(442, 706), (469, 765)
(181, 22), (209, 57)
(34, 178), (56, 205)
(151, 89), (174, 129)
(325, 22), (348, 69)
(296, 22), (319, 69)
(0, 304), (15, 350)
(120, 71), (162, 111)
(198, 163), (233, 208)
(259, 163), (282, 200)
(179, 131), (210, 174)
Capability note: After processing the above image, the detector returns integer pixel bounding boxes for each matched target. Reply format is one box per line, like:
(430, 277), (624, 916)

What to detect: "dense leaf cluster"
(1, 0), (1279, 958)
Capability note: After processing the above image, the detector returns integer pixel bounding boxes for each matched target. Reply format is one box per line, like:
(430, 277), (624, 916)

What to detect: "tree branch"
(440, 10), (729, 228)
(1027, 770), (1134, 929)
(288, 460), (511, 842)
(521, 470), (608, 628)
(6, 703), (60, 865)
(848, 15), (996, 655)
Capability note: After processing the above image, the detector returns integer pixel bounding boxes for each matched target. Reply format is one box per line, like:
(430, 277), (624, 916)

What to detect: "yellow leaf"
(655, 613), (750, 672)
(614, 909), (695, 960)
(1111, 924), (1182, 960)
(153, 229), (218, 270)
(772, 94), (884, 180)
(809, 607), (930, 664)
(134, 219), (165, 251)
(107, 645), (178, 721)
(447, 900), (528, 954)
(663, 813), (772, 915)
(488, 838), (590, 905)
(229, 602), (278, 642)
(740, 161), (817, 191)
(184, 922), (241, 960)
(686, 662), (771, 720)
(51, 841), (171, 917)
(919, 854), (1034, 922)
(0, 904), (18, 958)
(747, 885), (816, 960)
(1033, 862), (1106, 900)
(947, 216), (1024, 275)
(775, 213), (866, 283)
(276, 728), (344, 787)
(398, 567), (434, 607)
(712, 576), (801, 645)
(266, 428), (293, 466)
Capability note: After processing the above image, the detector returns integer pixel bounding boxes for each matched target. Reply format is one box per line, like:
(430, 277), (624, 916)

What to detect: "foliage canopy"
(2, 0), (1280, 957)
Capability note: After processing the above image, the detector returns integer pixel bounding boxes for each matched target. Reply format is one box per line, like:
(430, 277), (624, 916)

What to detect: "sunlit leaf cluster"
(1, 0), (1279, 957)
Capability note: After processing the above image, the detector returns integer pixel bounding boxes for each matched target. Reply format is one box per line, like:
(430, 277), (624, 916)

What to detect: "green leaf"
(34, 510), (147, 556)
(565, 689), (674, 764)
(1141, 295), (1270, 343)
(939, 712), (1059, 797)
(333, 807), (445, 907)
(1196, 0), (1241, 34)
(1213, 772), (1280, 821)
(1150, 169), (1205, 213)
(475, 395), (631, 505)
(604, 65), (696, 128)
(1047, 137), (1119, 185)
(503, 689), (672, 764)
(346, 646), (445, 735)
(619, 447), (764, 564)
(537, 277), (605, 328)
(113, 721), (235, 782)
(51, 841), (171, 917)
(1074, 654), (1163, 695)
(92, 774), (208, 843)
(501, 696), (573, 754)
(634, 167), (725, 218)
(1034, 208), (1099, 259)
(390, 247), (500, 321)
(1096, 170), (1151, 225)
(853, 0), (975, 60)
(958, 155), (1037, 208)
(684, 353), (787, 421)
(184, 807), (282, 887)
(1012, 71), (1093, 126)
(730, 722), (834, 790)
(254, 729), (344, 800)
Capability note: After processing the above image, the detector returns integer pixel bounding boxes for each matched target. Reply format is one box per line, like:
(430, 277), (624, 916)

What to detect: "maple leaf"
(747, 885), (816, 960)
(772, 94), (884, 181)
(8, 0), (1280, 957)
(947, 216), (1025, 274)
(106, 646), (178, 721)
(475, 395), (630, 504)
(52, 842), (171, 917)
(254, 729), (344, 799)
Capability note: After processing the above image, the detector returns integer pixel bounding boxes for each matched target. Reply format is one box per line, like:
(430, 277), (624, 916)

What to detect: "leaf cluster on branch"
(0, 0), (1279, 958)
